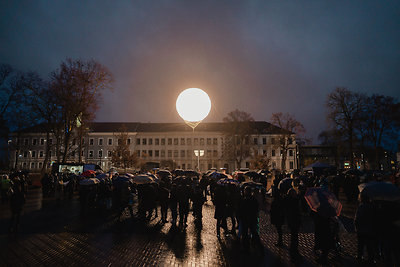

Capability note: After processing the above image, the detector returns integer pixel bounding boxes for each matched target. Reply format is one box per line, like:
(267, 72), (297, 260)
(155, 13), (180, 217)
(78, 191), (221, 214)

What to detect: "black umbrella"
(278, 178), (293, 194)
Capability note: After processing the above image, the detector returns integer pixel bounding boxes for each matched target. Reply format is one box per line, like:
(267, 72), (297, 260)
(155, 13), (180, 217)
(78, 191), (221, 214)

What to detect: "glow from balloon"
(176, 88), (211, 123)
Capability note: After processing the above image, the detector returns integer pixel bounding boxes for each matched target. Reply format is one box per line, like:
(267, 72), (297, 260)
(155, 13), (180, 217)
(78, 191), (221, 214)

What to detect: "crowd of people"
(1, 168), (400, 265)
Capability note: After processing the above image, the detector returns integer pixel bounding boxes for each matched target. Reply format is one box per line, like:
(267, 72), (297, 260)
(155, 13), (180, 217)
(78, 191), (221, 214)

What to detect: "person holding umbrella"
(285, 187), (303, 263)
(354, 193), (376, 264)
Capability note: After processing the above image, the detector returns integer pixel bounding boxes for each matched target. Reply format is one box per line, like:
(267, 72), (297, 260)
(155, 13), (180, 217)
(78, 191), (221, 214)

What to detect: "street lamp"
(194, 149), (204, 171)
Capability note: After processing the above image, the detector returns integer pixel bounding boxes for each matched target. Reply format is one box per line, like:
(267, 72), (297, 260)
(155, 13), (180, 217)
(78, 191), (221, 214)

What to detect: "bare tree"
(363, 94), (399, 168)
(111, 128), (139, 171)
(270, 112), (305, 171)
(326, 88), (365, 168)
(250, 153), (272, 170)
(51, 59), (113, 163)
(222, 109), (254, 170)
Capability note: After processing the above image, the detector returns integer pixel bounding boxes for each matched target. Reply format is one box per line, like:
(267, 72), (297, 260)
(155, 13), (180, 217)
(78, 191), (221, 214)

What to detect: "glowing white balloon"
(176, 88), (211, 129)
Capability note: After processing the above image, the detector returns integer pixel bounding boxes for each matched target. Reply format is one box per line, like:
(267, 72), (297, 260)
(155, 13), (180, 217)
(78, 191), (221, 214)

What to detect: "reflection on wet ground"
(0, 189), (359, 266)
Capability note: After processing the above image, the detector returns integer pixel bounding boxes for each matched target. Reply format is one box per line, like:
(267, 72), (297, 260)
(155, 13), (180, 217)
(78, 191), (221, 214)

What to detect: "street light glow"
(176, 88), (211, 123)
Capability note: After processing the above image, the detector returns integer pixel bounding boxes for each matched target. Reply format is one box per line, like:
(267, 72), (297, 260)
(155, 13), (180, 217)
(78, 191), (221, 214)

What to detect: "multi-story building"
(9, 121), (298, 173)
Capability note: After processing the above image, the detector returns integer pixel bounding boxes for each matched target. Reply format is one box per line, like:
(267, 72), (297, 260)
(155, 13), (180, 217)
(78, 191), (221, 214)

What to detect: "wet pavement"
(0, 189), (360, 266)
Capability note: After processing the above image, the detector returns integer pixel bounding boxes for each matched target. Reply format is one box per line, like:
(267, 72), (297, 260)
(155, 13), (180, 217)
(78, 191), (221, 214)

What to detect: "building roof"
(15, 121), (292, 135)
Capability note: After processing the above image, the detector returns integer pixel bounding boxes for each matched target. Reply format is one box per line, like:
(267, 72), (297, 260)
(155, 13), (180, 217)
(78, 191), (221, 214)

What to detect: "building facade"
(9, 122), (297, 173)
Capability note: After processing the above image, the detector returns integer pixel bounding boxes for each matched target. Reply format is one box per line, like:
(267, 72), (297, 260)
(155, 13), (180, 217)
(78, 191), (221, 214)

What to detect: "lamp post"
(194, 149), (204, 171)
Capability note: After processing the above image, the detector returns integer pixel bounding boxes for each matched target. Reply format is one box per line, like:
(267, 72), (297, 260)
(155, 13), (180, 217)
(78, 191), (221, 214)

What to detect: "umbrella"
(184, 170), (200, 178)
(79, 178), (100, 186)
(244, 171), (261, 179)
(278, 178), (293, 194)
(240, 181), (264, 190)
(96, 173), (109, 180)
(131, 174), (154, 184)
(112, 175), (132, 187)
(304, 187), (342, 217)
(157, 170), (172, 179)
(217, 178), (240, 186)
(358, 181), (400, 202)
(209, 172), (228, 180)
(81, 170), (96, 178)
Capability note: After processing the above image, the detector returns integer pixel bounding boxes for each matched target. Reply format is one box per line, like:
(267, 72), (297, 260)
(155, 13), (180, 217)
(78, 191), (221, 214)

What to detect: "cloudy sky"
(1, 1), (399, 142)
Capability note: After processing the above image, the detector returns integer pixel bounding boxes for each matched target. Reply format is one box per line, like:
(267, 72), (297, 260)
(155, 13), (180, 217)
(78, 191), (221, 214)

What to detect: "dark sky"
(1, 1), (399, 142)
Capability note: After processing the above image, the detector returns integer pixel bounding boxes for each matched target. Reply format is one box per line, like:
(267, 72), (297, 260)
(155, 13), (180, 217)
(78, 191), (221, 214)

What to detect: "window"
(137, 150), (141, 157)
(49, 139), (53, 145)
(187, 138), (191, 145)
(174, 138), (178, 145)
(161, 138), (166, 145)
(289, 150), (293, 157)
(98, 150), (103, 158)
(108, 151), (112, 157)
(39, 162), (43, 169)
(207, 138), (211, 145)
(263, 150), (267, 156)
(108, 138), (113, 145)
(288, 137), (293, 144)
(262, 137), (267, 145)
(180, 150), (185, 157)
(155, 138), (159, 145)
(168, 150), (172, 157)
(149, 138), (153, 145)
(118, 139), (122, 145)
(31, 162), (35, 169)
(161, 150), (165, 157)
(89, 150), (94, 158)
(33, 139), (38, 145)
(24, 139), (29, 146)
(136, 138), (141, 145)
(49, 150), (52, 157)
(174, 150), (178, 157)
(181, 138), (185, 145)
(31, 151), (36, 158)
(127, 138), (131, 145)
(290, 161), (294, 169)
(149, 150), (153, 157)
(40, 139), (45, 145)
(213, 150), (218, 157)
(272, 149), (276, 157)
(253, 138), (258, 145)
(182, 164), (186, 169)
(142, 150), (147, 156)
(168, 138), (172, 145)
(213, 138), (218, 145)
(194, 138), (198, 145)
(271, 138), (275, 144)
(142, 138), (147, 145)
(155, 150), (159, 157)
(200, 138), (204, 145)
(39, 151), (44, 157)
(24, 151), (28, 158)
(89, 138), (94, 145)
(99, 138), (103, 146)
(82, 138), (85, 145)
(207, 150), (211, 157)
(272, 161), (276, 168)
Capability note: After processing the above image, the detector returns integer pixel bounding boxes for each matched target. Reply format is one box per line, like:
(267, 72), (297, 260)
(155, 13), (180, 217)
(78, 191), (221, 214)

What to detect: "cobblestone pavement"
(0, 188), (360, 267)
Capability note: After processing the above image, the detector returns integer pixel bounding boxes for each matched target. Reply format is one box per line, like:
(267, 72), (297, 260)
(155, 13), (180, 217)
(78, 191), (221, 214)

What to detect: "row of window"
(17, 136), (294, 148)
(137, 149), (218, 158)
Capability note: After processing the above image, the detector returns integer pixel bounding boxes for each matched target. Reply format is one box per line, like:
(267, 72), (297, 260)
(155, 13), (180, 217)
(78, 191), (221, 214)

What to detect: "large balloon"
(176, 88), (211, 130)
